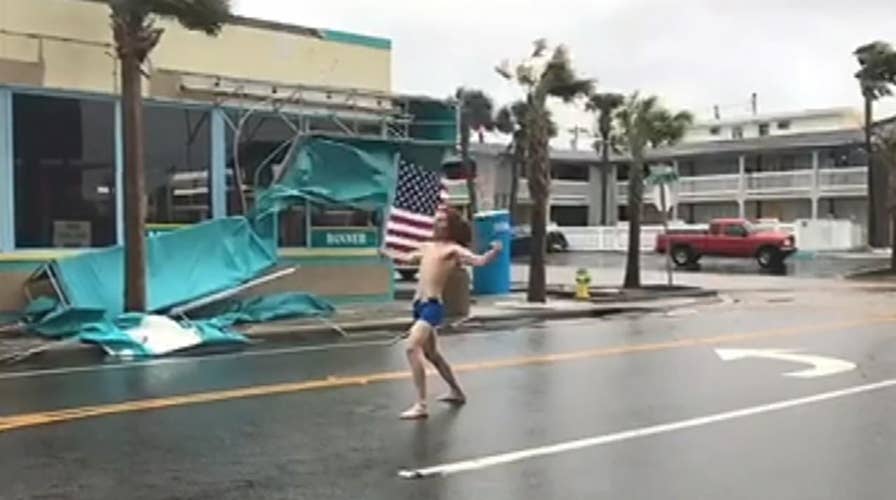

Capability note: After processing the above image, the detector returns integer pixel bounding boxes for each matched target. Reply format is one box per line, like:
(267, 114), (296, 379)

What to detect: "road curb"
(0, 289), (718, 358)
(239, 290), (717, 340)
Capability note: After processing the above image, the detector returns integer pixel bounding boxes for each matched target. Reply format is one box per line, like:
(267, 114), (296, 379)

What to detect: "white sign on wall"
(53, 220), (92, 248)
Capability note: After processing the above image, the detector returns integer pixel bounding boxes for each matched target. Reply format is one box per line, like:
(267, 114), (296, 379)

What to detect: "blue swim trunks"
(412, 298), (444, 327)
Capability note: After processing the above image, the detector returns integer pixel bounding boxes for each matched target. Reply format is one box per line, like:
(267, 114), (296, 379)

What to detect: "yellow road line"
(0, 316), (892, 434)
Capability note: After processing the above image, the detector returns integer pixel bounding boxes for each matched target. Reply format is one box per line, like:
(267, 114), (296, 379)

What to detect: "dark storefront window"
(13, 94), (116, 248)
(225, 112), (299, 216)
(144, 105), (212, 224)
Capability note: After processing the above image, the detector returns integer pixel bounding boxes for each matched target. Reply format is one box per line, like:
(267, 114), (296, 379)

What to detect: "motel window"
(709, 126), (721, 136)
(144, 105), (212, 225)
(731, 126), (744, 140)
(551, 162), (589, 181)
(551, 206), (588, 227)
(758, 123), (770, 136)
(777, 120), (791, 130)
(13, 94), (116, 248)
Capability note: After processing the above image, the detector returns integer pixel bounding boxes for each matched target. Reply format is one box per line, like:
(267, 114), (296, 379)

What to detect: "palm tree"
(875, 127), (896, 269)
(854, 41), (896, 248)
(614, 93), (692, 289)
(456, 88), (496, 215)
(494, 100), (559, 223)
(107, 0), (231, 311)
(497, 40), (594, 302)
(586, 93), (625, 225)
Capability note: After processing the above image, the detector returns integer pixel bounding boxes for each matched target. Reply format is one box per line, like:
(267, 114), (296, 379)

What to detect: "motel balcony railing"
(618, 166), (868, 205)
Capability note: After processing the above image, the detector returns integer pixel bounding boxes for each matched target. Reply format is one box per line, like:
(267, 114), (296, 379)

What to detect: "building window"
(144, 105), (212, 225)
(777, 120), (791, 130)
(551, 162), (589, 181)
(731, 126), (744, 140)
(13, 94), (116, 248)
(758, 123), (770, 136)
(551, 206), (588, 226)
(709, 126), (721, 136)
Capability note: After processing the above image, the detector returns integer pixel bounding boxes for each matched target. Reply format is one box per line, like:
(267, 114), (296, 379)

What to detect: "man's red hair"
(435, 207), (471, 247)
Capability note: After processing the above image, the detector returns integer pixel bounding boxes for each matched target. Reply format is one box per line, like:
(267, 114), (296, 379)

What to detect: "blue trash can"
(472, 210), (512, 295)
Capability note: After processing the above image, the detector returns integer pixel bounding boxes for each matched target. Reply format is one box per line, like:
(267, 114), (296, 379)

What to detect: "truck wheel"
(398, 269), (417, 281)
(671, 245), (694, 267)
(756, 247), (781, 269)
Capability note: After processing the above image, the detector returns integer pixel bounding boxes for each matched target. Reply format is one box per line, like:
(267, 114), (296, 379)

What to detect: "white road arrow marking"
(715, 348), (856, 378)
(397, 378), (896, 479)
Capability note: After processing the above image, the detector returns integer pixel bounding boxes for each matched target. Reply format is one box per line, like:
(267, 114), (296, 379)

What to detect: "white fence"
(562, 218), (863, 253)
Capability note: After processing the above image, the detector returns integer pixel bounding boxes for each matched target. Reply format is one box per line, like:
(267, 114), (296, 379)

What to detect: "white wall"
(685, 110), (862, 144)
(745, 200), (811, 221)
(680, 202), (740, 223)
(562, 219), (863, 253)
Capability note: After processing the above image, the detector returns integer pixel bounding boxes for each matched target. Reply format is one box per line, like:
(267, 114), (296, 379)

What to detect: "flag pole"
(659, 179), (673, 287)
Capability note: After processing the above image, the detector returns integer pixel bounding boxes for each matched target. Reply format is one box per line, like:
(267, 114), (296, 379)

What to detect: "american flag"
(384, 158), (449, 262)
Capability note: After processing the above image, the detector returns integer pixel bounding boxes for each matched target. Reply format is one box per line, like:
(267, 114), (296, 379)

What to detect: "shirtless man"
(381, 209), (503, 419)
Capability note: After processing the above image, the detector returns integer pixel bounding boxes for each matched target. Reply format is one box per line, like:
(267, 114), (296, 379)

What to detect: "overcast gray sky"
(235, 0), (896, 146)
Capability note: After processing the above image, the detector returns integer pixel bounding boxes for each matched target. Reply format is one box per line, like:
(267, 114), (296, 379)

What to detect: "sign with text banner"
(310, 227), (379, 248)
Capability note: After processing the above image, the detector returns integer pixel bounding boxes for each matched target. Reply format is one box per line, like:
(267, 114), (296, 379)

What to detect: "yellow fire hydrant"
(575, 268), (591, 300)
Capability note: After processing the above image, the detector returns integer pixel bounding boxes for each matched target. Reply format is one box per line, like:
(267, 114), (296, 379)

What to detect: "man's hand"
(490, 240), (504, 253)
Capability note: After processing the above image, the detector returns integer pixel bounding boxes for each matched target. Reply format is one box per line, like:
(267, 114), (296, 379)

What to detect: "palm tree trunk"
(121, 47), (147, 311)
(508, 140), (521, 222)
(526, 128), (549, 303)
(600, 135), (610, 225)
(865, 96), (882, 248)
(623, 160), (643, 289)
(460, 126), (478, 217)
(890, 159), (896, 270)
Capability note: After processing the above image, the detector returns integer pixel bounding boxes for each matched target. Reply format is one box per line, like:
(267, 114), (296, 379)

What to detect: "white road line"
(0, 316), (621, 381)
(0, 338), (396, 381)
(398, 378), (896, 479)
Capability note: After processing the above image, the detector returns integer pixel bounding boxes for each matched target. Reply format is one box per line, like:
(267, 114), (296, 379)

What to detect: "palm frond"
(495, 60), (513, 80)
(457, 87), (496, 131)
(613, 92), (692, 153)
(585, 92), (625, 113)
(130, 0), (232, 35)
(854, 40), (896, 100)
(540, 46), (594, 102)
(531, 38), (549, 58)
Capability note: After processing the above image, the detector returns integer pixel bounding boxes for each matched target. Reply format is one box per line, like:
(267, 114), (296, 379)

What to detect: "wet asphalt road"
(1, 287), (896, 499)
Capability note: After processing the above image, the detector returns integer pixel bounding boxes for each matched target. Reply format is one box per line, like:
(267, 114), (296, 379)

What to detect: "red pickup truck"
(655, 218), (796, 269)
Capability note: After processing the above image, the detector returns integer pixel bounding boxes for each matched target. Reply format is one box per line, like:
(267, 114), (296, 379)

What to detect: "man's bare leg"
(400, 321), (431, 420)
(424, 330), (466, 405)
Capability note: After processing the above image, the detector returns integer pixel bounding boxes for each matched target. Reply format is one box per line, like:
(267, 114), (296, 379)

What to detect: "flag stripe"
(384, 234), (424, 250)
(384, 158), (446, 256)
(387, 222), (433, 240)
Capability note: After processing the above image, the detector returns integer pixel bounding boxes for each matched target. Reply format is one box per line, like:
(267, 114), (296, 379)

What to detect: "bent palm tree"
(456, 88), (496, 215)
(615, 93), (692, 289)
(497, 40), (594, 302)
(494, 100), (558, 223)
(854, 41), (896, 247)
(586, 93), (625, 225)
(875, 127), (896, 269)
(107, 0), (231, 311)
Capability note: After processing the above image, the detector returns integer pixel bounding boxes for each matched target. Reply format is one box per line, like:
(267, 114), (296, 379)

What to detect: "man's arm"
(379, 245), (423, 264)
(455, 241), (503, 267)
